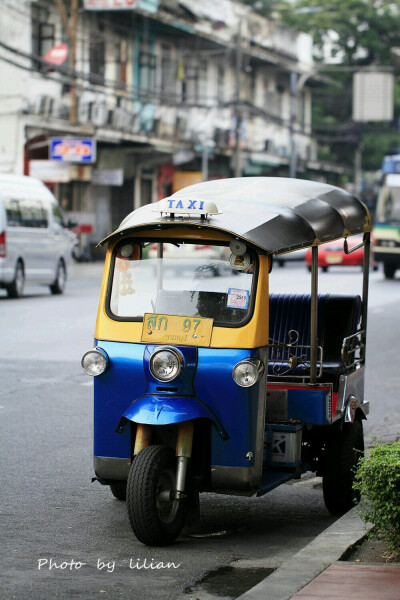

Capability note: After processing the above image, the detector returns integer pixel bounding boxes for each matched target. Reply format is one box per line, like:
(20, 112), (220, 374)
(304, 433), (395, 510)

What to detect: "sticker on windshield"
(227, 288), (249, 310)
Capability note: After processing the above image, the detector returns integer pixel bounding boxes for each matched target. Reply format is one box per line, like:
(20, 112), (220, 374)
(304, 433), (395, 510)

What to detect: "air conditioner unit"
(35, 95), (54, 117)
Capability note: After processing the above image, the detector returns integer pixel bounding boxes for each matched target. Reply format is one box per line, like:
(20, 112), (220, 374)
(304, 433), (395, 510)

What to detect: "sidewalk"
(237, 508), (400, 600)
(290, 562), (400, 600)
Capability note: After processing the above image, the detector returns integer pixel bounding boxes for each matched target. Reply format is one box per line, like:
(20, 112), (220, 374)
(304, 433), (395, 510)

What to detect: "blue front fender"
(116, 394), (229, 440)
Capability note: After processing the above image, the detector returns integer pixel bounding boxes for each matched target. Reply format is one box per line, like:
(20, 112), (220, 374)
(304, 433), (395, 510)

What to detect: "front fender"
(116, 394), (229, 440)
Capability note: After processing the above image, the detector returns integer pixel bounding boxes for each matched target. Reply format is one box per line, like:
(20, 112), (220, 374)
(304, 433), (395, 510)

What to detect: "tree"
(280, 0), (400, 66)
(243, 0), (400, 173)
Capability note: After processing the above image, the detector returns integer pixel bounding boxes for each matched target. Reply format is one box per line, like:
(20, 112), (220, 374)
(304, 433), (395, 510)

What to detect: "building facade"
(0, 0), (343, 256)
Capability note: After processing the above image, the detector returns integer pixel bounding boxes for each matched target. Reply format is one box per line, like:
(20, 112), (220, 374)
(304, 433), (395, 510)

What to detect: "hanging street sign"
(49, 138), (97, 163)
(43, 43), (69, 66)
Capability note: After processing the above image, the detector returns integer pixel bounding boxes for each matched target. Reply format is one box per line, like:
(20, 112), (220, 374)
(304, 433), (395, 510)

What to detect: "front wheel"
(383, 263), (396, 279)
(110, 481), (127, 501)
(127, 445), (184, 546)
(323, 419), (364, 516)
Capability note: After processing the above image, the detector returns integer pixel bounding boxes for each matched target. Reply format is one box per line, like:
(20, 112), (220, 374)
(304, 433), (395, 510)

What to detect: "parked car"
(305, 235), (377, 272)
(275, 247), (307, 267)
(0, 175), (73, 298)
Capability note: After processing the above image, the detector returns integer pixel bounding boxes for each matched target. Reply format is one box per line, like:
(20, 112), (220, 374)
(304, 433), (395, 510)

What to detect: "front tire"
(127, 445), (184, 546)
(50, 260), (66, 294)
(323, 419), (364, 516)
(7, 260), (25, 298)
(110, 481), (127, 501)
(383, 263), (396, 279)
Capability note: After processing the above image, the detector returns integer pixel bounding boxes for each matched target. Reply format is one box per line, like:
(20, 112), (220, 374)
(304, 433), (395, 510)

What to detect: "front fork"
(133, 421), (194, 500)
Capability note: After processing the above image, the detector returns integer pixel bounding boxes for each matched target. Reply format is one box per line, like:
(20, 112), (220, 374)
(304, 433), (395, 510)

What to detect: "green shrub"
(353, 439), (400, 553)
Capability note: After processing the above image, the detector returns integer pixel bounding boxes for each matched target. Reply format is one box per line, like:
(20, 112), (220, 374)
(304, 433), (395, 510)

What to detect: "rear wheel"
(7, 261), (24, 298)
(323, 419), (364, 516)
(383, 263), (396, 279)
(126, 445), (184, 546)
(110, 481), (127, 501)
(50, 260), (66, 294)
(322, 266), (329, 273)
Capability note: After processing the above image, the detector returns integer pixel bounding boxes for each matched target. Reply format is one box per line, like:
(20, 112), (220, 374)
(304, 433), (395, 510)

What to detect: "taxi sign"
(154, 197), (220, 218)
(50, 138), (96, 163)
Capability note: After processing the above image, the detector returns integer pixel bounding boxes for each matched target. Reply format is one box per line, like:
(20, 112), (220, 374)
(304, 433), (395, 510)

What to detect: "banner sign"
(50, 138), (97, 163)
(83, 0), (159, 11)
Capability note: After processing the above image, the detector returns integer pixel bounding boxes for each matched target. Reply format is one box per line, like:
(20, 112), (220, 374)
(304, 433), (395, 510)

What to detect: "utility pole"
(289, 72), (298, 178)
(55, 0), (78, 123)
(234, 22), (243, 178)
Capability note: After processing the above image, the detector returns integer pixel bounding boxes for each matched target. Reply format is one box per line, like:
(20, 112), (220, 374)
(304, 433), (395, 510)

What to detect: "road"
(1, 261), (399, 600)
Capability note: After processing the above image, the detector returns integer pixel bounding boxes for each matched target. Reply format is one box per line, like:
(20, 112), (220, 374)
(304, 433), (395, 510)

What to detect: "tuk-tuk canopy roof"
(99, 177), (371, 255)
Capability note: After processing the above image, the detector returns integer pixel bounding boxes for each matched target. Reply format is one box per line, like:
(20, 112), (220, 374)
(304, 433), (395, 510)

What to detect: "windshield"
(108, 240), (257, 326)
(378, 186), (400, 223)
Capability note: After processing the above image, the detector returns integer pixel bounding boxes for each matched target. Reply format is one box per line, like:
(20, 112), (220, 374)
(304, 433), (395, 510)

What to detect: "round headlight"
(150, 347), (183, 382)
(233, 359), (264, 388)
(81, 348), (108, 376)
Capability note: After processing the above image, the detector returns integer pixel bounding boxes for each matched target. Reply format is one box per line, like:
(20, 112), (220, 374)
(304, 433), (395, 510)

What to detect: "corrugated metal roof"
(98, 177), (371, 254)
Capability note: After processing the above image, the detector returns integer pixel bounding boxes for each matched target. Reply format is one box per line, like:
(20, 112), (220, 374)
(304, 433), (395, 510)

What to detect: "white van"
(0, 175), (73, 298)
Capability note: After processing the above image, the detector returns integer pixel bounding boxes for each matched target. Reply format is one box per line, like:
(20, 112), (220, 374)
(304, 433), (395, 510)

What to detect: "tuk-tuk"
(82, 177), (371, 546)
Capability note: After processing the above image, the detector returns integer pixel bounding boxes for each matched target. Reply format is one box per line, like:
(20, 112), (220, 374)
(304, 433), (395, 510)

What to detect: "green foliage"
(241, 0), (400, 173)
(277, 0), (400, 65)
(353, 440), (400, 553)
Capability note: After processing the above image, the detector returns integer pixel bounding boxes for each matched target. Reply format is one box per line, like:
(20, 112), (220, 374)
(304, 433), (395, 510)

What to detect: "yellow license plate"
(325, 253), (343, 264)
(141, 313), (214, 347)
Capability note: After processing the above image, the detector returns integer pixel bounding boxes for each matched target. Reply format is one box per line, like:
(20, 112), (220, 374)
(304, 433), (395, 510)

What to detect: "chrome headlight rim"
(232, 358), (265, 388)
(149, 346), (184, 382)
(81, 348), (109, 377)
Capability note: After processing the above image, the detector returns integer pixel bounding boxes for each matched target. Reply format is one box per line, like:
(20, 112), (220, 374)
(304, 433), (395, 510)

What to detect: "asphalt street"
(1, 261), (399, 600)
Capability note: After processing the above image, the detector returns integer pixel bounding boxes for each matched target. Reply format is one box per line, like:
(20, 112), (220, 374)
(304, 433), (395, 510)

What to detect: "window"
(5, 199), (22, 227)
(31, 5), (55, 71)
(160, 44), (175, 102)
(115, 40), (127, 87)
(52, 204), (64, 227)
(264, 87), (283, 118)
(198, 60), (208, 104)
(89, 29), (105, 85)
(217, 62), (225, 104)
(138, 41), (156, 100)
(19, 200), (48, 228)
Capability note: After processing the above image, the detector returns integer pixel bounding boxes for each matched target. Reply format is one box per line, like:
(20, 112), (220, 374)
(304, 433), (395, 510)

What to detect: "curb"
(237, 507), (373, 600)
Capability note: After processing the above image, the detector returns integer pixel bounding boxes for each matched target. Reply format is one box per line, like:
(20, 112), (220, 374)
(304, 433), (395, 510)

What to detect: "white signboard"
(92, 169), (124, 186)
(353, 72), (394, 122)
(29, 160), (70, 183)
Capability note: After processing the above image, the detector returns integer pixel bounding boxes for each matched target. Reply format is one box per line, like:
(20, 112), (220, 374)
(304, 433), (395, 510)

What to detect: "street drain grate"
(185, 565), (275, 598)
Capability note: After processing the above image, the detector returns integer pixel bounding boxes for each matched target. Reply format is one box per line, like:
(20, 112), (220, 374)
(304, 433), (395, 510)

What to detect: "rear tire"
(127, 445), (184, 546)
(7, 260), (24, 298)
(383, 263), (396, 279)
(322, 266), (329, 273)
(110, 481), (127, 501)
(50, 260), (66, 294)
(323, 419), (364, 516)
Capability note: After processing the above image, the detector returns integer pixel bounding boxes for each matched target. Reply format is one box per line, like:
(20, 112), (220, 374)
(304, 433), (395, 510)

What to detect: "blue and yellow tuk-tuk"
(82, 177), (371, 546)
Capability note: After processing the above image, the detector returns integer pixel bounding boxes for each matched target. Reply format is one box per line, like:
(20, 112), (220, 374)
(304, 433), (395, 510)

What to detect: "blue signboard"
(50, 138), (96, 163)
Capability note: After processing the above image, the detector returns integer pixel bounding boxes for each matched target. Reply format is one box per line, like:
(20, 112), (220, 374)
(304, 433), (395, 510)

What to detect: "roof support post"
(310, 246), (318, 383)
(361, 232), (370, 363)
